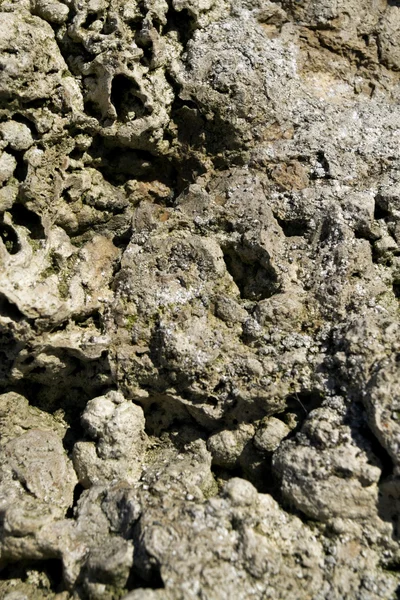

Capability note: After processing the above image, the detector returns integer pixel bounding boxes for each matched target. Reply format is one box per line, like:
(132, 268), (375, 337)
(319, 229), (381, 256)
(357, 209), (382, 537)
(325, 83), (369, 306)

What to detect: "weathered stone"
(1, 0), (400, 597)
(73, 391), (148, 487)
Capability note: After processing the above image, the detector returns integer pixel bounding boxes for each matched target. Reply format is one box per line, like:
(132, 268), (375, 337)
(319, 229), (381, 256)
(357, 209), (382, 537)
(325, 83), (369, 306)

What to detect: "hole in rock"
(0, 293), (24, 320)
(171, 99), (206, 151)
(172, 96), (199, 113)
(164, 7), (196, 46)
(386, 561), (400, 575)
(141, 396), (194, 437)
(275, 215), (309, 237)
(140, 43), (154, 67)
(21, 354), (35, 366)
(83, 12), (100, 29)
(8, 149), (28, 182)
(312, 150), (331, 179)
(72, 309), (102, 330)
(21, 98), (47, 110)
(126, 14), (142, 28)
(0, 223), (20, 254)
(374, 195), (391, 220)
(222, 246), (279, 301)
(113, 227), (132, 249)
(19, 372), (112, 418)
(69, 147), (85, 161)
(318, 218), (333, 244)
(88, 138), (177, 189)
(63, 414), (86, 453)
(394, 283), (400, 298)
(10, 203), (45, 239)
(213, 381), (226, 394)
(0, 559), (64, 593)
(211, 450), (277, 496)
(29, 365), (47, 375)
(135, 32), (154, 67)
(12, 113), (38, 135)
(357, 424), (394, 480)
(111, 75), (152, 121)
(285, 390), (324, 415)
(127, 567), (164, 592)
(211, 464), (243, 484)
(66, 483), (85, 518)
(0, 330), (26, 386)
(354, 228), (372, 241)
(103, 14), (118, 35)
(84, 99), (101, 119)
(129, 520), (165, 590)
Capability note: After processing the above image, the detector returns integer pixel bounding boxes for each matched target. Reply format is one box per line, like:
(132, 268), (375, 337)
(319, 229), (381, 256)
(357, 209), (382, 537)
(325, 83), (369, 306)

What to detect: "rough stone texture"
(1, 0), (400, 598)
(73, 390), (147, 486)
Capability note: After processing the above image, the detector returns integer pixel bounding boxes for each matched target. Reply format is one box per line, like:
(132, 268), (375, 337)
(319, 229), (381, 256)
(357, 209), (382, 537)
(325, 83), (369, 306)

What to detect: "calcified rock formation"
(1, 0), (400, 598)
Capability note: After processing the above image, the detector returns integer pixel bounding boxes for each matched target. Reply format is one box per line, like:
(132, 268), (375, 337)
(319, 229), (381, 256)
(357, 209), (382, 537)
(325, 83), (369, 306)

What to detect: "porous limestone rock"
(73, 390), (148, 487)
(273, 402), (382, 521)
(1, 0), (400, 598)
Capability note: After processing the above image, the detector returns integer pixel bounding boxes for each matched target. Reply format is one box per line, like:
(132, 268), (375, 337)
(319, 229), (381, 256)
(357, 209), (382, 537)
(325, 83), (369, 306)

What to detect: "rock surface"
(0, 0), (400, 598)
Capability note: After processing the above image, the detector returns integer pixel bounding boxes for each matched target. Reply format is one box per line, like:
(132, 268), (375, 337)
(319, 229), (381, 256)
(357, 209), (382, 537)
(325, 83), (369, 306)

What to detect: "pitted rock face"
(1, 0), (400, 598)
(63, 0), (177, 150)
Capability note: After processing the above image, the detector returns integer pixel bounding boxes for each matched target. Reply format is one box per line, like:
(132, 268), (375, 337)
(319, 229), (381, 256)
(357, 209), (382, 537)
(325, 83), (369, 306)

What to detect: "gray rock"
(253, 417), (290, 453)
(73, 390), (148, 487)
(273, 404), (382, 521)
